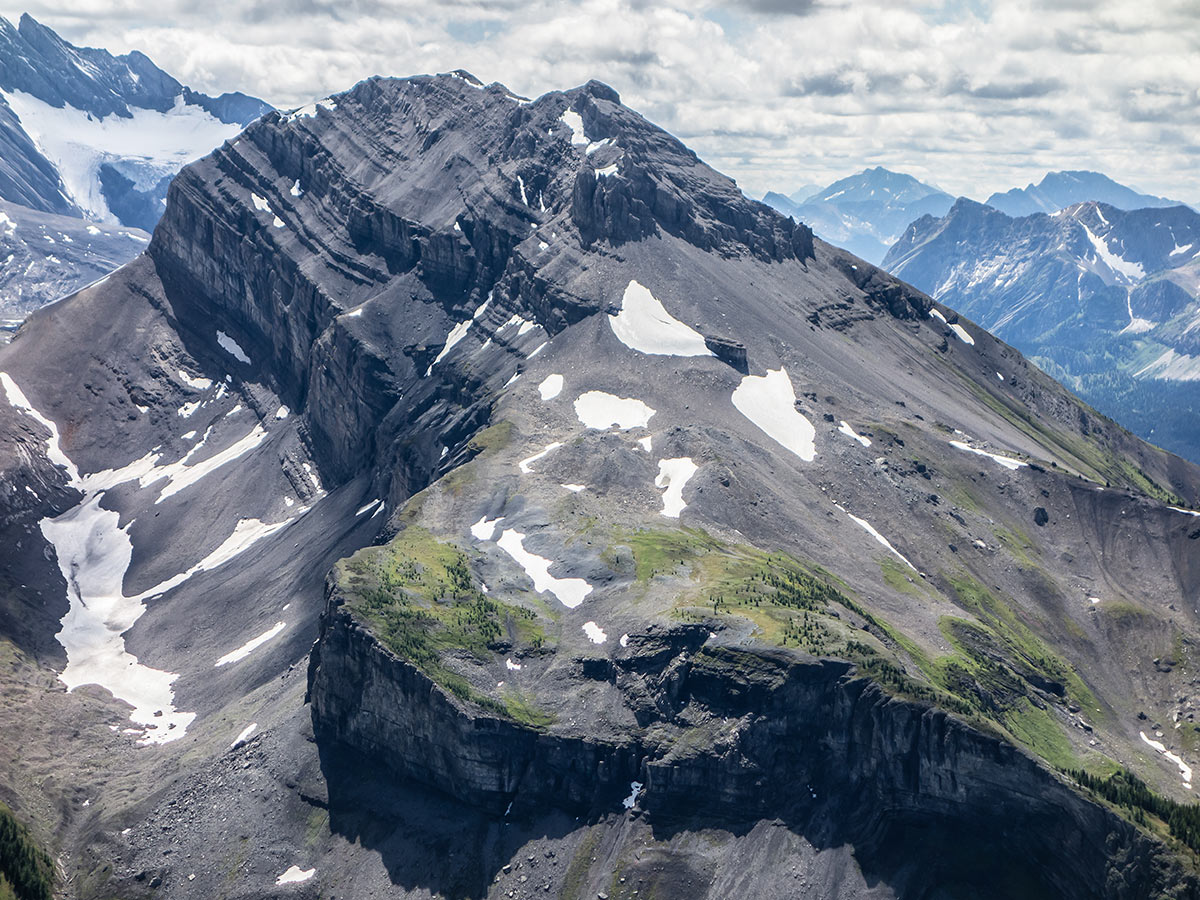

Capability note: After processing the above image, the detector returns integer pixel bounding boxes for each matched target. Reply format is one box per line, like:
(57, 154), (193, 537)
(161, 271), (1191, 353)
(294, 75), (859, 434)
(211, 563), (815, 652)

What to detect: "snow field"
(948, 439), (1027, 471)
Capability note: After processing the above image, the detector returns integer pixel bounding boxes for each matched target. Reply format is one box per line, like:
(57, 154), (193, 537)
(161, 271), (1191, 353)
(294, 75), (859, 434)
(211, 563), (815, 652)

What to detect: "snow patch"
(1141, 731), (1193, 788)
(731, 368), (816, 462)
(574, 391), (656, 430)
(949, 323), (975, 346)
(519, 441), (563, 474)
(837, 421), (871, 447)
(493, 528), (592, 608)
(538, 373), (564, 400)
(582, 621), (607, 644)
(216, 330), (251, 365)
(215, 621), (287, 667)
(137, 516), (294, 599)
(43, 495), (195, 744)
(506, 658), (522, 671)
(287, 97), (336, 120)
(655, 457), (698, 518)
(432, 318), (473, 367)
(1, 372), (78, 479)
(355, 499), (382, 517)
(1081, 221), (1145, 282)
(177, 369), (212, 391)
(949, 440), (1027, 471)
(608, 280), (711, 357)
(561, 484), (586, 492)
(559, 109), (588, 146)
(471, 516), (503, 541)
(842, 509), (917, 571)
(623, 780), (644, 809)
(275, 866), (316, 885)
(231, 723), (257, 749)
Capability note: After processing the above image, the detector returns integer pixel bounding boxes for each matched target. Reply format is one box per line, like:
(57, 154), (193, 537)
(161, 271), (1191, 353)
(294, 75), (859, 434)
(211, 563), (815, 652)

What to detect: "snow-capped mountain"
(885, 197), (1200, 462)
(764, 167), (954, 264)
(0, 14), (271, 231)
(984, 170), (1188, 219)
(4, 74), (1200, 899)
(0, 199), (148, 327)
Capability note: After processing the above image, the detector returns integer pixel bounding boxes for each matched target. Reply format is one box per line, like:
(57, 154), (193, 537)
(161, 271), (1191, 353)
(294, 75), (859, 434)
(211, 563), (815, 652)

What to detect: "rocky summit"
(3, 73), (1200, 899)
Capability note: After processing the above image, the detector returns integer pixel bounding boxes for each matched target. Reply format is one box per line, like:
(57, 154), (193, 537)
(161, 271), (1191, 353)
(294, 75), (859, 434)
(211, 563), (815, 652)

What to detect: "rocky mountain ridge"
(985, 170), (1189, 219)
(1, 72), (1200, 899)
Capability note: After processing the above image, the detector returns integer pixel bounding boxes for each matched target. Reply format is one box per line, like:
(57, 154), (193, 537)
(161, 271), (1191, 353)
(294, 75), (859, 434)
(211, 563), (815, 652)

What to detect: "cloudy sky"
(4, 0), (1197, 203)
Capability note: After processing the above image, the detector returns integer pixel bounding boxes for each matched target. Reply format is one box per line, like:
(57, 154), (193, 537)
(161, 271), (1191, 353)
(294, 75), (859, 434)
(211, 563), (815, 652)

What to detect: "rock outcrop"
(311, 589), (1195, 899)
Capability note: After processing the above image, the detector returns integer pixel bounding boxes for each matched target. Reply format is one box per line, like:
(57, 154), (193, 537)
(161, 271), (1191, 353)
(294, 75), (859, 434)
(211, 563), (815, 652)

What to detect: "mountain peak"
(764, 167), (954, 264)
(985, 169), (1182, 217)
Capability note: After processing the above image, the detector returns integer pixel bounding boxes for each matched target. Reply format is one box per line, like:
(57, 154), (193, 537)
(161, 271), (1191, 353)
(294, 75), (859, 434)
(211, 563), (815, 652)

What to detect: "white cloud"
(1, 0), (1195, 205)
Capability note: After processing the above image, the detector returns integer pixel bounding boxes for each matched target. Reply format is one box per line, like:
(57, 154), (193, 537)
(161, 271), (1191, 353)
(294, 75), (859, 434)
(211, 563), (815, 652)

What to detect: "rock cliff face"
(311, 587), (1193, 899)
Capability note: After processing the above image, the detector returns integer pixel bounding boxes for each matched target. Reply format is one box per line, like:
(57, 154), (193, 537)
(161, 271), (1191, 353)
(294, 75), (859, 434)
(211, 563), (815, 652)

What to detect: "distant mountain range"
(984, 170), (1185, 218)
(762, 167), (954, 264)
(765, 168), (1194, 266)
(0, 14), (270, 230)
(0, 14), (270, 319)
(885, 197), (1200, 462)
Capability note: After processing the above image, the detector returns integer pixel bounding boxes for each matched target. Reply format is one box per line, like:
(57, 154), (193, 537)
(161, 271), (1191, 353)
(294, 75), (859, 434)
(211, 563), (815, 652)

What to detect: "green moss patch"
(339, 526), (550, 726)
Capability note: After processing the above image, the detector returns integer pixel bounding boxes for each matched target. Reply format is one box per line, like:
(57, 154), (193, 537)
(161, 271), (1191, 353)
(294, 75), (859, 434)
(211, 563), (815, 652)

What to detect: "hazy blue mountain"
(985, 170), (1186, 218)
(765, 167), (954, 264)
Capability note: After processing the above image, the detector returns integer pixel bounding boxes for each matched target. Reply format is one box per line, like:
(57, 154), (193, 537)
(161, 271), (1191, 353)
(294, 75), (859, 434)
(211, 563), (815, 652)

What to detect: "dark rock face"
(147, 74), (818, 491)
(310, 597), (1193, 899)
(704, 335), (748, 372)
